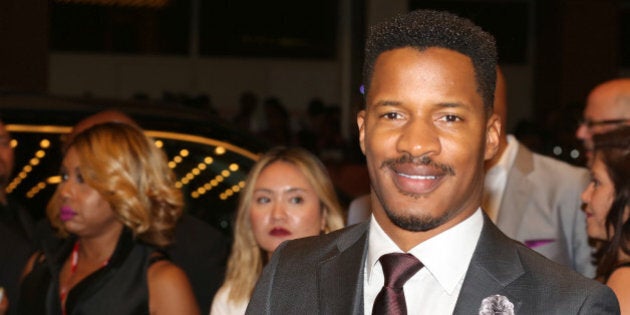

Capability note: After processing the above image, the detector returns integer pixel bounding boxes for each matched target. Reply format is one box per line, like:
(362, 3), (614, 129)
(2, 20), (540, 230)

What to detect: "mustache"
(380, 153), (455, 176)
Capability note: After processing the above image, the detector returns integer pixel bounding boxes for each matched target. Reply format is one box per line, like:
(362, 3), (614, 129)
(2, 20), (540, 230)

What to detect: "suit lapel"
(453, 216), (524, 314)
(318, 222), (368, 315)
(496, 143), (534, 238)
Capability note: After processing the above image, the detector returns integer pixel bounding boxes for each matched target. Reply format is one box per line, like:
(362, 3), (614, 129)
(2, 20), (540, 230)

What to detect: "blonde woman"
(210, 146), (345, 315)
(18, 123), (200, 315)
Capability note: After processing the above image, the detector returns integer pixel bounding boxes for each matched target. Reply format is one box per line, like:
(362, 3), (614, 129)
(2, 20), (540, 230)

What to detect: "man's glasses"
(579, 118), (630, 129)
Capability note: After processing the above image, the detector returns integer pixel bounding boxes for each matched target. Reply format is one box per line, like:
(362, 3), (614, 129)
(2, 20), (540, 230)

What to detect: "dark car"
(1, 92), (268, 236)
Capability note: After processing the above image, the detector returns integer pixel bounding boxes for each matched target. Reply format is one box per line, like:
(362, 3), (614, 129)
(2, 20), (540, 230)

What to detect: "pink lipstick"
(60, 206), (77, 222)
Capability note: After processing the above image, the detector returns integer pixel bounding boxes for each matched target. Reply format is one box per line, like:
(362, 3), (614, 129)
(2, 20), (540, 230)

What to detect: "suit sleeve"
(577, 284), (620, 314)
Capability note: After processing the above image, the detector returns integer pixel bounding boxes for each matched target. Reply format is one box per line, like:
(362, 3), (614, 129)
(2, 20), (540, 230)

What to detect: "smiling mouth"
(393, 170), (444, 195)
(398, 173), (439, 180)
(381, 154), (454, 196)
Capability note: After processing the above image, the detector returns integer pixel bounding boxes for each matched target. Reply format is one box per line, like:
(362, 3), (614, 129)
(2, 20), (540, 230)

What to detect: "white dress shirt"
(364, 209), (483, 314)
(484, 134), (518, 222)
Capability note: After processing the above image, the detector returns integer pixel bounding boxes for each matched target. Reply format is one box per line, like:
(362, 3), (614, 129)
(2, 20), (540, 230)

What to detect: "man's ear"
(357, 110), (366, 154)
(484, 113), (501, 161)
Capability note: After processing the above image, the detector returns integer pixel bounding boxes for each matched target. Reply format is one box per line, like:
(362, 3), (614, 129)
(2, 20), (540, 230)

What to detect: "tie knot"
(379, 253), (423, 289)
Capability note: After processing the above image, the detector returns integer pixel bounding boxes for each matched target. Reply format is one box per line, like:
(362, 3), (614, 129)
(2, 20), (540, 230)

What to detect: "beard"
(381, 201), (457, 232)
(374, 153), (459, 232)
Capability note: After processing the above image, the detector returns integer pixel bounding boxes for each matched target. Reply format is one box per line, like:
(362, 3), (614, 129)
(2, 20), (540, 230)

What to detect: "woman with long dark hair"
(581, 126), (630, 313)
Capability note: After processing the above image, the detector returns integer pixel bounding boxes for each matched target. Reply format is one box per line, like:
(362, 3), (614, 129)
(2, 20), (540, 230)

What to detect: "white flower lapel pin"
(479, 294), (515, 315)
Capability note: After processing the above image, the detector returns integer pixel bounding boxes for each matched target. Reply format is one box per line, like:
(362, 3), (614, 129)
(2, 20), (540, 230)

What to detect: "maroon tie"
(372, 253), (423, 315)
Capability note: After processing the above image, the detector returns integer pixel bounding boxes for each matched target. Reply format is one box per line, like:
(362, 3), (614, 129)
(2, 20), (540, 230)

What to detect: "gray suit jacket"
(246, 216), (619, 314)
(495, 140), (594, 277)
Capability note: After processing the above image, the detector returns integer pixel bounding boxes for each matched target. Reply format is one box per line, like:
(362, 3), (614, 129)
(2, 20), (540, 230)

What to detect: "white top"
(209, 285), (247, 315)
(364, 209), (483, 314)
(347, 194), (371, 225)
(484, 134), (519, 222)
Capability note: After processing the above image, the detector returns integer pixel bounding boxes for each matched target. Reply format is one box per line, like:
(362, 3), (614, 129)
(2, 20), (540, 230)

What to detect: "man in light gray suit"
(246, 9), (619, 314)
(484, 68), (595, 277)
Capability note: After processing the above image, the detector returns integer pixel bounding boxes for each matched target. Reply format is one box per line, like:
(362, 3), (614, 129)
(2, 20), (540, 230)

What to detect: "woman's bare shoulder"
(147, 259), (200, 315)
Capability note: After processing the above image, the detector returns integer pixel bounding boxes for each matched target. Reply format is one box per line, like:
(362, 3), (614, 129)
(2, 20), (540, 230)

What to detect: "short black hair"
(362, 9), (497, 114)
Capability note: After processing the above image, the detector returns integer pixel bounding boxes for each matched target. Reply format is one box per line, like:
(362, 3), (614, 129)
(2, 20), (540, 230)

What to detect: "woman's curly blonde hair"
(47, 122), (183, 247)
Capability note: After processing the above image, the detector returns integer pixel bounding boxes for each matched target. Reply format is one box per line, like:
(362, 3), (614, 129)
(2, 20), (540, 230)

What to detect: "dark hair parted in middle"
(362, 9), (498, 114)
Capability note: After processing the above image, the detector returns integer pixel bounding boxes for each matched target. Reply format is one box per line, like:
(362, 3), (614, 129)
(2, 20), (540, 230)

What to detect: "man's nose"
(396, 118), (440, 157)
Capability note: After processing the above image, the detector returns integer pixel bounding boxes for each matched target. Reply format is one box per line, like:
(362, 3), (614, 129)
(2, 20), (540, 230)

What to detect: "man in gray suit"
(484, 68), (595, 277)
(246, 9), (619, 314)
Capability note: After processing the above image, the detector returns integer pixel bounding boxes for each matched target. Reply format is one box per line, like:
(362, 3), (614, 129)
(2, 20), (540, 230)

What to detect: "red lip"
(269, 227), (291, 237)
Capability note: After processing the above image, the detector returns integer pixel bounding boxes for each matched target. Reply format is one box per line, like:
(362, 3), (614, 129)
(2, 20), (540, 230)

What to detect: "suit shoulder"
(275, 223), (367, 263)
(515, 243), (601, 289)
(531, 152), (588, 178)
(514, 245), (619, 313)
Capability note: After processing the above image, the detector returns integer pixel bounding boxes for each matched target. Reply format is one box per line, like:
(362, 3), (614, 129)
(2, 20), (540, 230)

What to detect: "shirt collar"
(367, 209), (484, 294)
(489, 134), (519, 175)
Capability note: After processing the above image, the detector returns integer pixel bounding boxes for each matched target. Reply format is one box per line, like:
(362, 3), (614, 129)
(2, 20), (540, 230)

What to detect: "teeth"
(399, 173), (437, 180)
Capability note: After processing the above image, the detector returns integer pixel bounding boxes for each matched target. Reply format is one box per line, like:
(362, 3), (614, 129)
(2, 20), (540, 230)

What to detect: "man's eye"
(382, 112), (401, 120)
(440, 115), (461, 122)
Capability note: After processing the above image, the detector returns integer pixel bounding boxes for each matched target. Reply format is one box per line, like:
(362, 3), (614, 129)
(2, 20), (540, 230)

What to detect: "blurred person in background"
(257, 97), (293, 147)
(210, 146), (345, 315)
(576, 78), (630, 164)
(18, 123), (200, 314)
(232, 91), (260, 135)
(0, 117), (34, 315)
(39, 109), (229, 314)
(0, 117), (34, 240)
(581, 126), (630, 314)
(484, 67), (595, 277)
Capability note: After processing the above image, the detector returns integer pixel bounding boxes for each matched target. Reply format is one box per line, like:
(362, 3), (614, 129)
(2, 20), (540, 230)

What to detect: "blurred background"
(1, 0), (629, 233)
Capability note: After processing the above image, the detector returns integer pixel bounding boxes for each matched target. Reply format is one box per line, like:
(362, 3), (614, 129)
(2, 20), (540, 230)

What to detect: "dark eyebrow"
(435, 102), (475, 114)
(371, 100), (402, 107)
(437, 102), (470, 109)
(436, 101), (467, 109)
(372, 100), (470, 110)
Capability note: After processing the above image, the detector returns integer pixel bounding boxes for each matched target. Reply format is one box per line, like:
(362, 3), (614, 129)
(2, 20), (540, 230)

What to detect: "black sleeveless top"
(17, 229), (166, 315)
